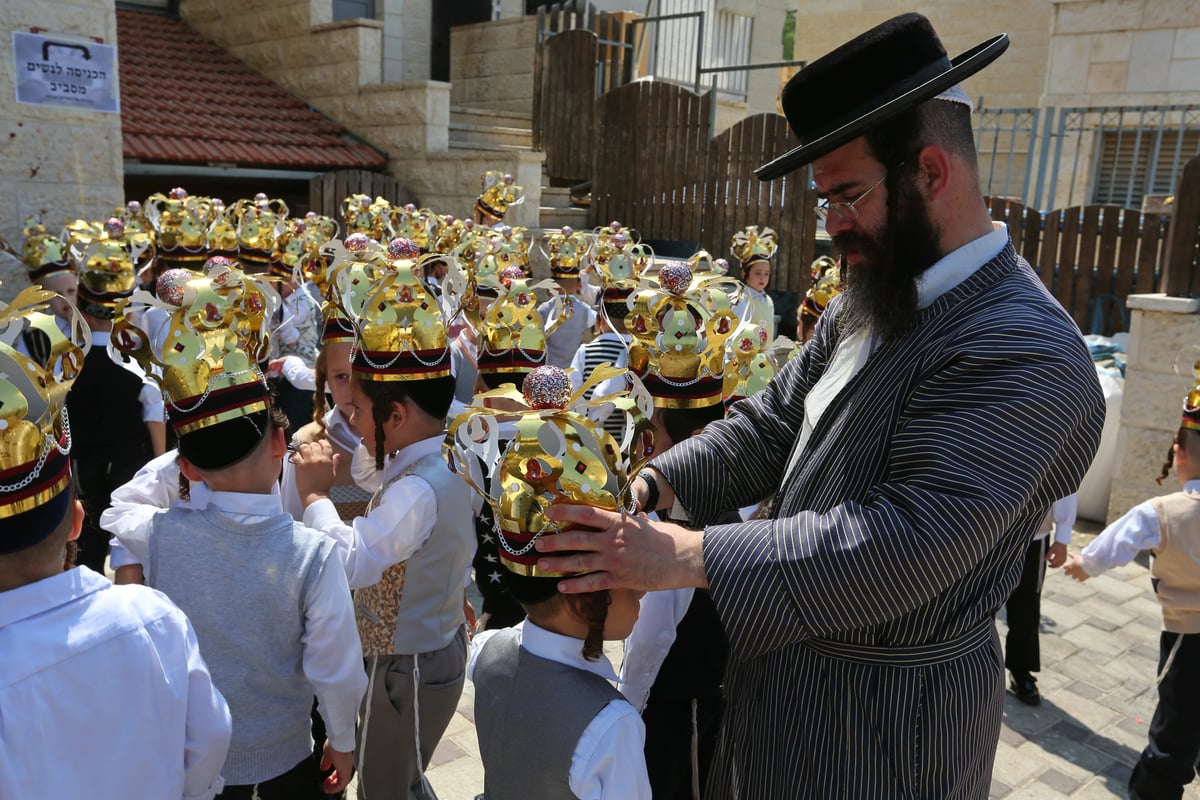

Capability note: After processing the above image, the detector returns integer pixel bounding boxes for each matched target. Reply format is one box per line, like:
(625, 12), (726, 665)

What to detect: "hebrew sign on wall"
(12, 31), (119, 114)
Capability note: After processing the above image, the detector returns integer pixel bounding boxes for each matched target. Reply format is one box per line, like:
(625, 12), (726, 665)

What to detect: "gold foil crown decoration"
(338, 237), (452, 382)
(145, 188), (215, 273)
(627, 261), (739, 409)
(21, 216), (73, 282)
(112, 257), (281, 436)
(342, 194), (393, 242)
(232, 193), (289, 274)
(730, 225), (778, 267)
(476, 266), (558, 379)
(723, 323), (777, 402)
(0, 285), (90, 521)
(76, 218), (149, 317)
(1183, 360), (1200, 432)
(444, 364), (655, 576)
(542, 225), (592, 279)
(319, 233), (390, 343)
(800, 255), (842, 324)
(474, 170), (525, 226)
(390, 204), (438, 252)
(489, 225), (530, 275)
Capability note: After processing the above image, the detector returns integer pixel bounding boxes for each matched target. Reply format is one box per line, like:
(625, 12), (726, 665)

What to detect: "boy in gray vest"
(109, 262), (367, 799)
(291, 238), (475, 800)
(468, 545), (651, 799)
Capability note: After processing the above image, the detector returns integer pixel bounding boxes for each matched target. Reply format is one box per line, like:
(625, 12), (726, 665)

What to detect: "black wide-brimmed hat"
(756, 13), (1009, 180)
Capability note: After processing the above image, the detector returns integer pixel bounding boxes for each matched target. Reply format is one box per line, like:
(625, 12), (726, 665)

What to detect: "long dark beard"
(835, 173), (943, 341)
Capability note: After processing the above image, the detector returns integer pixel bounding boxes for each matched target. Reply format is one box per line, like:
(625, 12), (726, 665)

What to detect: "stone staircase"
(539, 184), (589, 230)
(448, 105), (533, 152)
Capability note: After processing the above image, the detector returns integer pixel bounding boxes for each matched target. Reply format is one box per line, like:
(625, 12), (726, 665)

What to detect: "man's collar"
(915, 223), (1008, 309)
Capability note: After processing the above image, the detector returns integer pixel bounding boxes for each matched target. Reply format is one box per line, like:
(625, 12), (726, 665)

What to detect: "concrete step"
(540, 186), (574, 210)
(539, 206), (589, 229)
(450, 104), (532, 129)
(448, 122), (533, 150)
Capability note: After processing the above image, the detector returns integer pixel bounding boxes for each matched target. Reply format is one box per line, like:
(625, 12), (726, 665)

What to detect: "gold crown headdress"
(205, 198), (239, 260)
(445, 364), (655, 576)
(145, 188), (215, 273)
(0, 285), (89, 536)
(590, 237), (652, 327)
(474, 170), (525, 226)
(475, 266), (562, 379)
(75, 218), (150, 319)
(687, 249), (718, 274)
(723, 323), (777, 402)
(272, 218), (311, 279)
(433, 215), (471, 255)
(489, 225), (530, 275)
(112, 257), (280, 437)
(800, 255), (842, 325)
(627, 261), (739, 408)
(1183, 361), (1200, 432)
(390, 204), (440, 252)
(342, 194), (392, 242)
(334, 237), (452, 381)
(21, 216), (73, 283)
(730, 225), (778, 268)
(542, 225), (591, 280)
(319, 233), (390, 343)
(231, 194), (289, 274)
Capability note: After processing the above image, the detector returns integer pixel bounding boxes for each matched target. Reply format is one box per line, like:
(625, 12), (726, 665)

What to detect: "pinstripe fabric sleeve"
(703, 302), (1105, 658)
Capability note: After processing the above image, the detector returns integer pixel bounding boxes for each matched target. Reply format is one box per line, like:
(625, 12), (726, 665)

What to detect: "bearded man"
(535, 13), (1106, 799)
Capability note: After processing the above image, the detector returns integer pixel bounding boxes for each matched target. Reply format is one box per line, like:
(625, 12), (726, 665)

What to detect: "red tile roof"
(117, 9), (386, 171)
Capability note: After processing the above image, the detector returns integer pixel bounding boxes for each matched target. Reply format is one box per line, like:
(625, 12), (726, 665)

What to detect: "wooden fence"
(1160, 155), (1200, 298)
(592, 81), (818, 293)
(986, 197), (1171, 335)
(307, 169), (409, 221)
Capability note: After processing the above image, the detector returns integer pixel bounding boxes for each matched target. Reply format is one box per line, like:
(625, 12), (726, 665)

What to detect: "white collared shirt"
(0, 568), (232, 800)
(279, 408), (371, 522)
(303, 435), (443, 590)
(468, 620), (652, 800)
(1080, 480), (1200, 576)
(782, 224), (1009, 483)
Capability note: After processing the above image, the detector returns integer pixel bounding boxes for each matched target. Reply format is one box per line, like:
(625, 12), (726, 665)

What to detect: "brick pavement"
(414, 535), (1199, 799)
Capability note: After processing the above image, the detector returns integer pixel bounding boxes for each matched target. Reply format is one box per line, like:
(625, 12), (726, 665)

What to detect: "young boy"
(109, 265), (366, 798)
(292, 241), (474, 800)
(0, 286), (232, 800)
(1065, 417), (1200, 800)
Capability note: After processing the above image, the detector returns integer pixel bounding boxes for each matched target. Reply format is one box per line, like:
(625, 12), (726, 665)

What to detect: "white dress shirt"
(1038, 494), (1078, 545)
(0, 568), (232, 800)
(1080, 480), (1200, 576)
(780, 224), (1009, 484)
(276, 355), (317, 391)
(468, 620), (652, 800)
(303, 435), (443, 590)
(102, 449), (213, 570)
(279, 407), (370, 522)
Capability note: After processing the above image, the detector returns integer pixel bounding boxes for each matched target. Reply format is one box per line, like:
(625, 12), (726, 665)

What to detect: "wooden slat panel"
(1021, 205), (1042, 267)
(1039, 210), (1061, 297)
(1072, 205), (1099, 330)
(1092, 206), (1122, 333)
(1161, 155), (1200, 296)
(1137, 212), (1164, 295)
(1058, 207), (1082, 325)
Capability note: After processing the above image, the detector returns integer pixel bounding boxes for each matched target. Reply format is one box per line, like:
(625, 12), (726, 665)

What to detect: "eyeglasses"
(814, 172), (890, 222)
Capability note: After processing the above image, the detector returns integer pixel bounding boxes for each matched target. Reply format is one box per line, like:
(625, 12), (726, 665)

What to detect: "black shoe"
(1009, 671), (1041, 706)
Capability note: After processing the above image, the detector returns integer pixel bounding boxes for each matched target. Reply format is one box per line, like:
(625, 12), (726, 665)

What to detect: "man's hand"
(320, 740), (354, 794)
(535, 504), (707, 593)
(1045, 541), (1068, 568)
(291, 439), (339, 508)
(1063, 552), (1090, 582)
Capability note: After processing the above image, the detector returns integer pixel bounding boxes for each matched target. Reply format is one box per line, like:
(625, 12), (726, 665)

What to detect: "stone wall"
(791, 0), (1052, 108)
(450, 17), (537, 115)
(0, 0), (123, 302)
(1107, 295), (1200, 520)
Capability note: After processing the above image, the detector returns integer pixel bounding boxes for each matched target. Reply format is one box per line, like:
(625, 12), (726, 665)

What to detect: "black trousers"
(1129, 631), (1200, 800)
(216, 756), (324, 800)
(73, 457), (146, 574)
(642, 693), (724, 800)
(1003, 536), (1047, 674)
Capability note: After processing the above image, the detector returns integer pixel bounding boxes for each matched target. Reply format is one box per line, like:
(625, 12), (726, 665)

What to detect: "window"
(1092, 127), (1200, 207)
(333, 0), (374, 22)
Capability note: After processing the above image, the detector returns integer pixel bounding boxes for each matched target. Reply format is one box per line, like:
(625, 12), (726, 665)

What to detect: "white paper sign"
(12, 31), (120, 113)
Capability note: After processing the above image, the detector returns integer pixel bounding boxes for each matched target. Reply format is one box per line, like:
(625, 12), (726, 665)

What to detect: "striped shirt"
(569, 332), (631, 441)
(654, 242), (1106, 798)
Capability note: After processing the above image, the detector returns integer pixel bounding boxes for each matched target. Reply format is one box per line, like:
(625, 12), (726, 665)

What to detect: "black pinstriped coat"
(654, 244), (1105, 799)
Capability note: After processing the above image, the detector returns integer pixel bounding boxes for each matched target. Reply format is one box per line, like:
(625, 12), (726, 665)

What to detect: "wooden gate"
(535, 30), (597, 183)
(307, 169), (409, 221)
(592, 86), (819, 294)
(1161, 155), (1200, 298)
(987, 197), (1170, 334)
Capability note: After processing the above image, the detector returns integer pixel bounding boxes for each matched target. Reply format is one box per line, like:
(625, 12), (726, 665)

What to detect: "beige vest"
(1149, 492), (1200, 633)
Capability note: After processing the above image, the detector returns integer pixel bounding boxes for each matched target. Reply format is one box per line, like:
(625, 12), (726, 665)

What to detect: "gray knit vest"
(389, 451), (475, 654)
(474, 628), (622, 800)
(147, 505), (335, 786)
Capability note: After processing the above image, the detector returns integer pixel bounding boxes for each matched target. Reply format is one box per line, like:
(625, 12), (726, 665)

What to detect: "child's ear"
(67, 499), (84, 542)
(177, 455), (204, 483)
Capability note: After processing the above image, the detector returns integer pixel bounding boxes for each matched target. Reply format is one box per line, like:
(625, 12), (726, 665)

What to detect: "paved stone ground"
(408, 522), (1200, 799)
